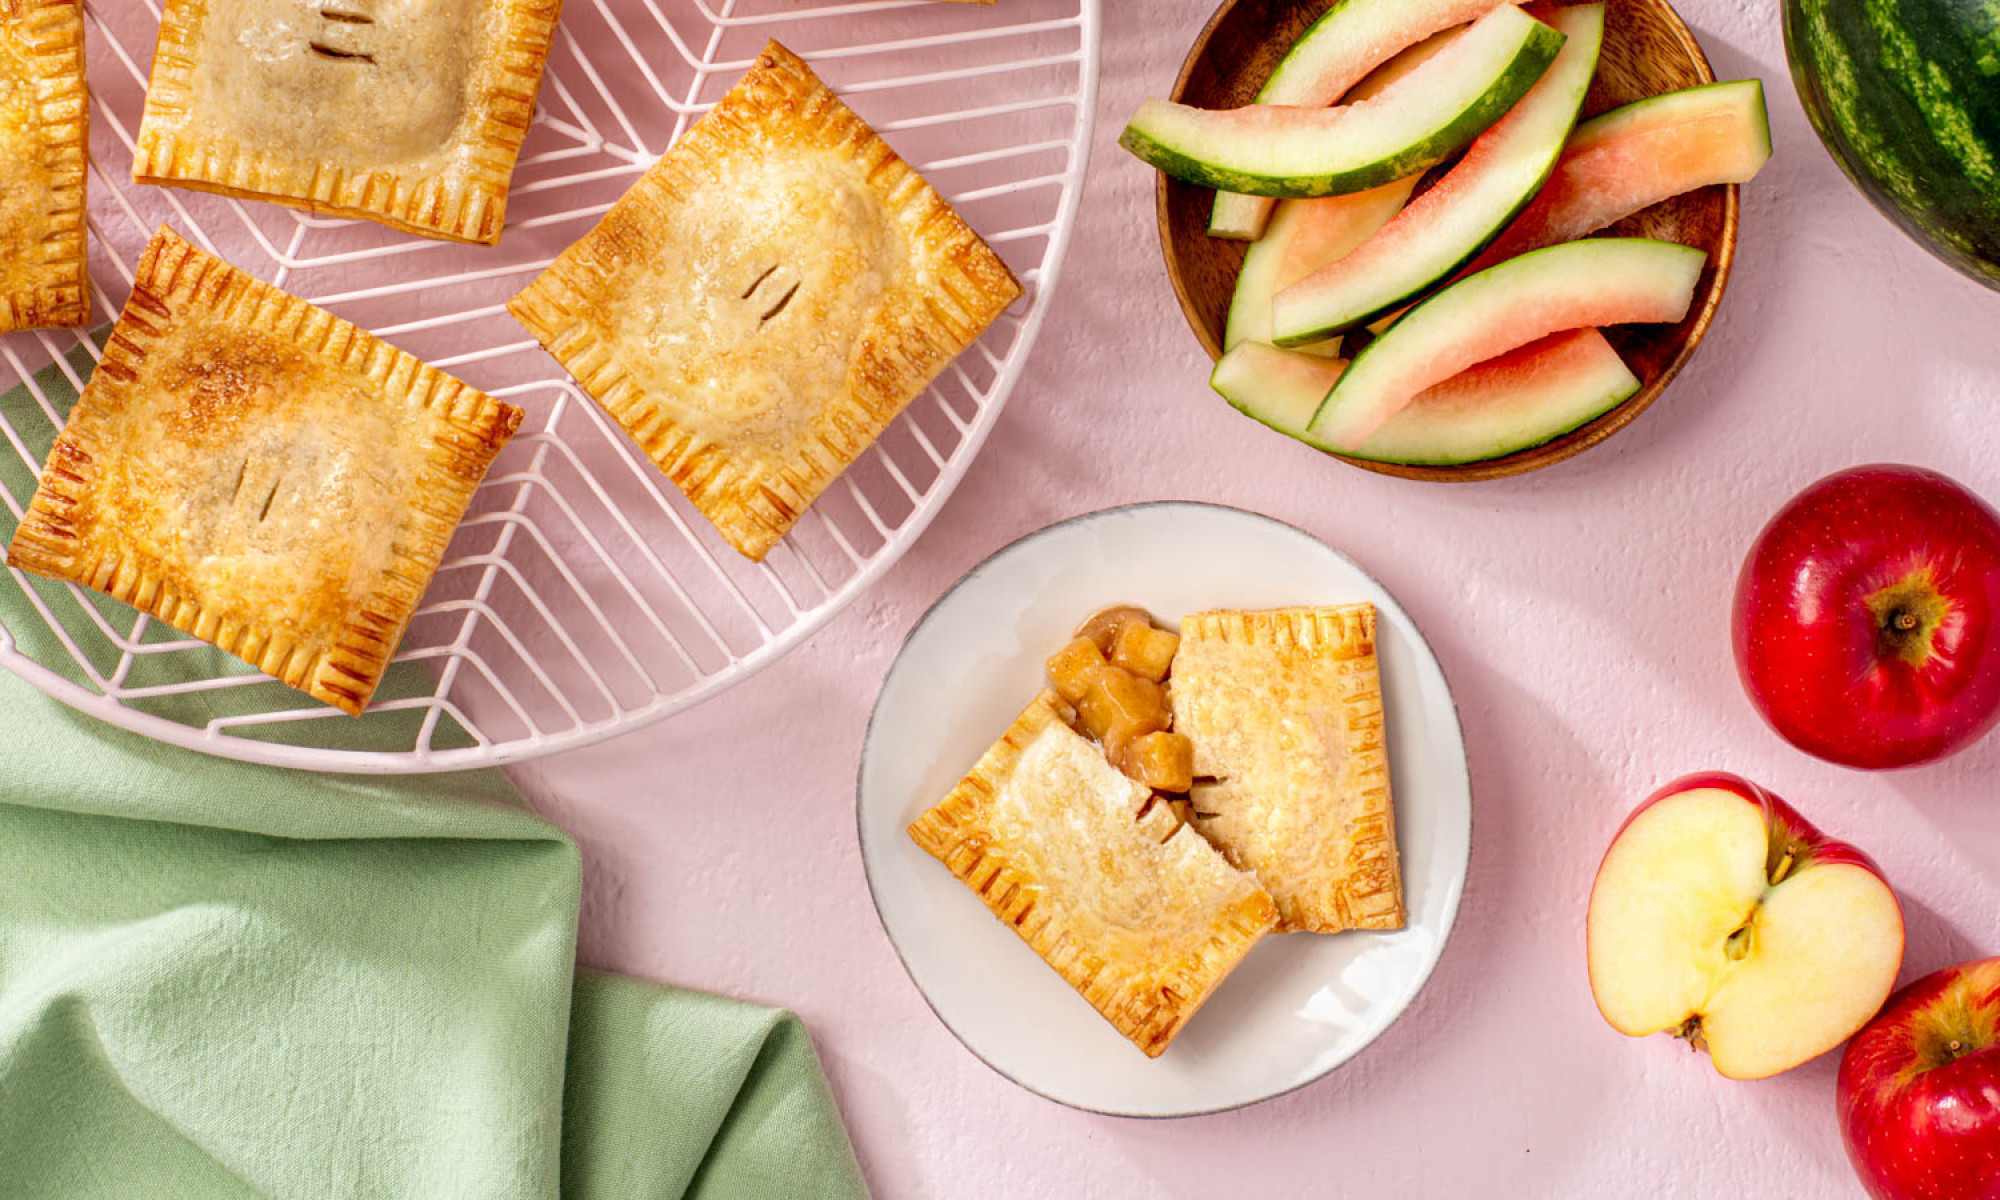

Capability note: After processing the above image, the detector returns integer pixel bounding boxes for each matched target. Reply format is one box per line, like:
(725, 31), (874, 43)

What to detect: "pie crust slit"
(909, 690), (1279, 1056)
(509, 39), (1021, 561)
(132, 0), (566, 245)
(5, 226), (524, 715)
(1170, 605), (1407, 934)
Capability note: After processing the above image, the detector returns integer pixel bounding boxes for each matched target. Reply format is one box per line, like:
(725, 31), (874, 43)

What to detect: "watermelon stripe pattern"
(1784, 0), (2000, 288)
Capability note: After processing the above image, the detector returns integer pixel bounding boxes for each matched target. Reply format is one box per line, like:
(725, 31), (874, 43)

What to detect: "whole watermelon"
(1783, 0), (2000, 290)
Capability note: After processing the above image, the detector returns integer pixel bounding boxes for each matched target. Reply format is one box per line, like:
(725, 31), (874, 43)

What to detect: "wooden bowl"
(1157, 0), (1738, 481)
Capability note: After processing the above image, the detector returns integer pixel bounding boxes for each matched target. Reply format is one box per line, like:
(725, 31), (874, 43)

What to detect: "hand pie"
(5, 226), (523, 715)
(0, 0), (86, 332)
(909, 691), (1278, 1056)
(509, 40), (1021, 561)
(132, 0), (564, 245)
(1171, 606), (1406, 934)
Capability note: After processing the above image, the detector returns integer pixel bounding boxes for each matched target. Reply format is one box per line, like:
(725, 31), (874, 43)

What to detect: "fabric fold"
(0, 637), (867, 1199)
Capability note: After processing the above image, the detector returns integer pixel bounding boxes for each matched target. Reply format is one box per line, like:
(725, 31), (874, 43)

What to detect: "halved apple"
(1586, 772), (1905, 1080)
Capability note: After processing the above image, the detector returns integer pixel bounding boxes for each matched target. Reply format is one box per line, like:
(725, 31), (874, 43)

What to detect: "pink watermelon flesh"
(1427, 81), (1770, 297)
(1278, 190), (1409, 291)
(1211, 0), (1522, 239)
(1311, 238), (1704, 448)
(1356, 329), (1639, 462)
(1226, 178), (1418, 350)
(1277, 0), (1524, 109)
(1213, 330), (1639, 464)
(1271, 4), (1602, 342)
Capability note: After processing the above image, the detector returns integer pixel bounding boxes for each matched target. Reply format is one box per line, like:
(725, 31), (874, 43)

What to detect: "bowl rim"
(1153, 0), (1739, 483)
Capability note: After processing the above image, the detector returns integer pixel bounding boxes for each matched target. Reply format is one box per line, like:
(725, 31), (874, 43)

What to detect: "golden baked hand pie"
(909, 691), (1278, 1056)
(1171, 605), (1406, 934)
(509, 40), (1021, 561)
(0, 0), (86, 332)
(132, 0), (564, 245)
(5, 226), (523, 715)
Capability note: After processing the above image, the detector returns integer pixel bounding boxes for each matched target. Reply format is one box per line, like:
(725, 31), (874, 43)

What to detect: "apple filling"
(1047, 606), (1208, 831)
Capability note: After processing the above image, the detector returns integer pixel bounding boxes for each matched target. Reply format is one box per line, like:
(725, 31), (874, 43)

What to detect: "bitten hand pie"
(909, 691), (1278, 1056)
(132, 0), (564, 245)
(509, 40), (1020, 561)
(0, 0), (86, 332)
(1170, 605), (1405, 933)
(5, 226), (523, 715)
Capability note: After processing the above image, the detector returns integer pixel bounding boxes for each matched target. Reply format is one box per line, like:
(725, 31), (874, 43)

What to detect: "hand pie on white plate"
(1170, 605), (1406, 934)
(909, 691), (1278, 1057)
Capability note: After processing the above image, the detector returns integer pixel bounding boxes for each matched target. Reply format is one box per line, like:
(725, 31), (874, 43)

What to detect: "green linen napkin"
(0, 347), (870, 1198)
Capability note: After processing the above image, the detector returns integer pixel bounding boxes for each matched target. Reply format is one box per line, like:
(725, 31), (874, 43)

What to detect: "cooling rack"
(0, 0), (1101, 772)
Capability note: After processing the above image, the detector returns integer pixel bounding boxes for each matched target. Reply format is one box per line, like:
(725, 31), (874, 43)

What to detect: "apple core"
(1866, 575), (1951, 669)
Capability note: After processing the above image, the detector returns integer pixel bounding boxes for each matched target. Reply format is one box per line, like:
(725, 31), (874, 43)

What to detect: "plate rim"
(854, 499), (1473, 1118)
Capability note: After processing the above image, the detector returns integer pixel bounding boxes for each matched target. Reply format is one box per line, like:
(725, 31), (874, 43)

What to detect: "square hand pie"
(909, 691), (1278, 1057)
(0, 0), (86, 332)
(509, 41), (1021, 562)
(132, 0), (564, 245)
(6, 226), (523, 715)
(1171, 606), (1406, 934)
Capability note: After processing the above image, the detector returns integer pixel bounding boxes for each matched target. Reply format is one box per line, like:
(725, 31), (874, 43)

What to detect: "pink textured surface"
(511, 2), (2000, 1194)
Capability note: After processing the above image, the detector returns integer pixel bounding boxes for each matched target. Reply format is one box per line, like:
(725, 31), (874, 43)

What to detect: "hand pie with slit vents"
(1170, 605), (1406, 934)
(131, 0), (564, 245)
(508, 40), (1021, 562)
(0, 0), (87, 332)
(908, 691), (1278, 1057)
(4, 226), (523, 715)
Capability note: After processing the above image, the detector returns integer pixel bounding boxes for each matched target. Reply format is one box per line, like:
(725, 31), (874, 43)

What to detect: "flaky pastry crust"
(909, 691), (1278, 1056)
(509, 40), (1020, 561)
(1172, 605), (1406, 934)
(132, 0), (564, 245)
(0, 0), (87, 331)
(6, 226), (523, 715)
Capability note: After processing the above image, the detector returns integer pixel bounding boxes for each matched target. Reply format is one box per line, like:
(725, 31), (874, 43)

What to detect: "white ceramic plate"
(857, 502), (1472, 1117)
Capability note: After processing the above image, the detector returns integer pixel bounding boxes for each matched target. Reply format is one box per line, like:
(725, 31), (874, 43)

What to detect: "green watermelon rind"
(1209, 339), (1644, 466)
(1307, 237), (1706, 444)
(1120, 16), (1564, 199)
(1269, 3), (1605, 344)
(1208, 0), (1498, 238)
(1782, 0), (2000, 288)
(1222, 180), (1418, 351)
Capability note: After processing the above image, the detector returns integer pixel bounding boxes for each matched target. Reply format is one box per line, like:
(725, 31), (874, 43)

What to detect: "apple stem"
(1893, 610), (1920, 632)
(1676, 1016), (1709, 1054)
(1770, 852), (1795, 886)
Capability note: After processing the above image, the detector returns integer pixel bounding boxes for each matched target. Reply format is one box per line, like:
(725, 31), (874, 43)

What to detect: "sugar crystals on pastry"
(509, 40), (1020, 561)
(6, 226), (523, 715)
(0, 0), (86, 332)
(1170, 604), (1406, 934)
(909, 691), (1277, 1056)
(133, 0), (564, 245)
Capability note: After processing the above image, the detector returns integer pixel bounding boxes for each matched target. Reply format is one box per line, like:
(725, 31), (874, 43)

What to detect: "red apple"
(1586, 772), (1904, 1079)
(1839, 957), (2000, 1200)
(1734, 464), (2000, 769)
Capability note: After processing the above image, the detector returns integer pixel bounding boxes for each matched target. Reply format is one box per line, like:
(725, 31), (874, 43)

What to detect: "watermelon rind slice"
(1223, 179), (1419, 352)
(1121, 7), (1563, 200)
(1212, 332), (1641, 465)
(1308, 237), (1706, 448)
(1360, 77), (1770, 335)
(1208, 1), (1510, 239)
(1270, 4), (1605, 345)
